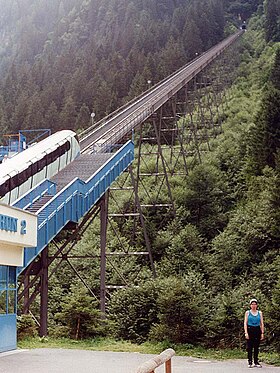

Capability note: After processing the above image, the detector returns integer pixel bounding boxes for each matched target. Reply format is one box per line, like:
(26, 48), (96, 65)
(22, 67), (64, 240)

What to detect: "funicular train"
(0, 130), (80, 205)
(241, 21), (247, 30)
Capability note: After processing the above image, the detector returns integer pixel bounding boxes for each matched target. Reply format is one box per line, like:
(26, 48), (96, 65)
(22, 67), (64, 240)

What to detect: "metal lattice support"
(17, 35), (244, 330)
(102, 165), (156, 293)
(17, 200), (105, 335)
(123, 36), (243, 253)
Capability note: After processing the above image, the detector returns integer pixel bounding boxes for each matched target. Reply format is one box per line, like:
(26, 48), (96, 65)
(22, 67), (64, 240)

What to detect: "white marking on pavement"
(193, 360), (212, 363)
(0, 349), (28, 358)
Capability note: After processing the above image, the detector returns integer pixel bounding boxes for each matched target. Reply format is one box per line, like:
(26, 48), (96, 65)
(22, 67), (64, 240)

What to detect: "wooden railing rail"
(136, 348), (175, 373)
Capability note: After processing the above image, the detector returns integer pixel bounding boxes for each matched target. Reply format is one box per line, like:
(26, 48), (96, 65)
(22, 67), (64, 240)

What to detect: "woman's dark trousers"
(247, 326), (261, 365)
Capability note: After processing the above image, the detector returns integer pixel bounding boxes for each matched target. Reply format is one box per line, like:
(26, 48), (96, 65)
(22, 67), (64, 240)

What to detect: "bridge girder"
(17, 34), (243, 335)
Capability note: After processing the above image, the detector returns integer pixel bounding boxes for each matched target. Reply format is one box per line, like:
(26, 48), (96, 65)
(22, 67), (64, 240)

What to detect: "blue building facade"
(0, 266), (17, 352)
(0, 140), (134, 353)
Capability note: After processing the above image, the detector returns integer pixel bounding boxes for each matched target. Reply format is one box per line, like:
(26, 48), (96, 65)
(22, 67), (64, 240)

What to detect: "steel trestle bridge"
(0, 30), (243, 351)
(79, 31), (243, 153)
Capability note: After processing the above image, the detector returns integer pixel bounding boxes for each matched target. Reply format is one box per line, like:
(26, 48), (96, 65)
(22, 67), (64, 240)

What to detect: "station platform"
(14, 141), (134, 272)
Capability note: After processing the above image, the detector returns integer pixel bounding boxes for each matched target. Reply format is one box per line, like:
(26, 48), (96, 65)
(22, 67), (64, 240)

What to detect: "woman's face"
(250, 302), (257, 309)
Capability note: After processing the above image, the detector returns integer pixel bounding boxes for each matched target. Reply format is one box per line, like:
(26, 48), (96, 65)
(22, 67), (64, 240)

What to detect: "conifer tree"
(248, 48), (280, 173)
(270, 48), (280, 89)
(264, 0), (280, 42)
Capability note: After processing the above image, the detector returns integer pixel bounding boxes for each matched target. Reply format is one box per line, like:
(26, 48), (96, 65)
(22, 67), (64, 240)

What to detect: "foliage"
(248, 86), (280, 173)
(108, 280), (159, 343)
(54, 285), (108, 340)
(17, 314), (38, 340)
(149, 275), (207, 344)
(264, 0), (280, 42)
(41, 10), (279, 354)
(266, 278), (280, 352)
(208, 167), (279, 292)
(205, 286), (262, 348)
(175, 162), (230, 239)
(158, 223), (206, 275)
(247, 47), (280, 174)
(225, 0), (263, 20)
(1, 0), (280, 357)
(0, 0), (231, 137)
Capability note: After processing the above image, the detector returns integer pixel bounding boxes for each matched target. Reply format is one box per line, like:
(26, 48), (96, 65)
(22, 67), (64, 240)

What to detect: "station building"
(0, 203), (37, 352)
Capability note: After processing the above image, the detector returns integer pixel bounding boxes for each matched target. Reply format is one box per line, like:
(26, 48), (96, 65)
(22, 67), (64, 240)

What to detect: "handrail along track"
(79, 31), (243, 154)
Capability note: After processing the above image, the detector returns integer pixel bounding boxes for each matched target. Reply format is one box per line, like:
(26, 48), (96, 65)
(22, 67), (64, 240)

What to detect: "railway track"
(79, 30), (243, 154)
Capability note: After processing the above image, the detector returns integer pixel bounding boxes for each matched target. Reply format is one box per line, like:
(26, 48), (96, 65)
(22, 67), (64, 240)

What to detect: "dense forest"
(1, 0), (279, 356)
(0, 0), (261, 136)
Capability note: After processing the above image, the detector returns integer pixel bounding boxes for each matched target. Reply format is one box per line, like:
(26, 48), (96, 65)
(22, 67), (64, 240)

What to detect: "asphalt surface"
(0, 349), (280, 373)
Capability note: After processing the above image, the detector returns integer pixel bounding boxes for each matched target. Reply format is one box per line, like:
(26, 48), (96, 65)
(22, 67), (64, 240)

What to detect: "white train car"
(0, 130), (80, 205)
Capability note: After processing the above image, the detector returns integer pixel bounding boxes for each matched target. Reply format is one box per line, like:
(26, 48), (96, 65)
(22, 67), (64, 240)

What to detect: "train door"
(70, 135), (80, 161)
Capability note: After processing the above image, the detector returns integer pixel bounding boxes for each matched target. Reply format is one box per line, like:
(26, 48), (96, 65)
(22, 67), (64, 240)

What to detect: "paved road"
(0, 349), (280, 373)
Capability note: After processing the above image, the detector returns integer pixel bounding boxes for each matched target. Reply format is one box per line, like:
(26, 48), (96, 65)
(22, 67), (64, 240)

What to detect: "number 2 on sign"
(20, 220), (27, 234)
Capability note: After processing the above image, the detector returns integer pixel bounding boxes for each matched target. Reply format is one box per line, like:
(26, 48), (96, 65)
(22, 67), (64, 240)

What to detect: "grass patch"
(18, 337), (280, 365)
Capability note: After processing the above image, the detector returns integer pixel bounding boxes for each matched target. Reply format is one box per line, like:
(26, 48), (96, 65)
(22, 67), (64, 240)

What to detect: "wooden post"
(135, 348), (175, 373)
(166, 359), (171, 373)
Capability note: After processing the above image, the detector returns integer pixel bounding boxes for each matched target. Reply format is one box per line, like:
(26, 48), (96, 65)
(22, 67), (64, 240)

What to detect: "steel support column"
(18, 202), (103, 332)
(39, 246), (48, 337)
(100, 192), (109, 315)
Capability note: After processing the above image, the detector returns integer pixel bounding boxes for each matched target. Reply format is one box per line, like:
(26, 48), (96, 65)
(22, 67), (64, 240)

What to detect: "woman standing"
(244, 298), (264, 368)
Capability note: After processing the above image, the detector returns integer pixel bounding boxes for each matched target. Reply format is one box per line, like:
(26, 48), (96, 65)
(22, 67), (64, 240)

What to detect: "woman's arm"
(244, 311), (249, 339)
(260, 311), (264, 340)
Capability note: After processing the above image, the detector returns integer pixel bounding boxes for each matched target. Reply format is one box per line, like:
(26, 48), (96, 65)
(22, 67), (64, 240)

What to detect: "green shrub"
(109, 281), (159, 343)
(149, 276), (205, 344)
(17, 314), (38, 340)
(54, 285), (108, 340)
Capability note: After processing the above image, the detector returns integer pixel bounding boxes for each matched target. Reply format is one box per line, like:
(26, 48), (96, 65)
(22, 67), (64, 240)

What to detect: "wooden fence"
(136, 348), (175, 373)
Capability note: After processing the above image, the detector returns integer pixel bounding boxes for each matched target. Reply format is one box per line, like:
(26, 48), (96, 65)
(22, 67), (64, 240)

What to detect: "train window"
(38, 157), (47, 172)
(31, 162), (38, 176)
(58, 146), (64, 156)
(58, 142), (66, 156)
(0, 180), (9, 197)
(10, 174), (19, 189)
(66, 141), (70, 152)
(26, 165), (32, 179)
(46, 153), (53, 166)
(61, 142), (67, 154)
(52, 148), (60, 162)
(18, 170), (27, 185)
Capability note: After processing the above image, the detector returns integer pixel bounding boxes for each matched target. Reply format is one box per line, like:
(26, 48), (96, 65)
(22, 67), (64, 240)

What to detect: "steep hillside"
(0, 0), (228, 135)
(8, 1), (279, 356)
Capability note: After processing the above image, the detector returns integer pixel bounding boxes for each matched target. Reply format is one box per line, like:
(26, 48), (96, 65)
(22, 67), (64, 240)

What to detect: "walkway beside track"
(12, 141), (134, 273)
(79, 31), (244, 153)
(51, 153), (112, 192)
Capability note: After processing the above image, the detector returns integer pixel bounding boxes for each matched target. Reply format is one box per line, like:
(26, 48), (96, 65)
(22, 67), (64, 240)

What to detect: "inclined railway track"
(79, 31), (243, 154)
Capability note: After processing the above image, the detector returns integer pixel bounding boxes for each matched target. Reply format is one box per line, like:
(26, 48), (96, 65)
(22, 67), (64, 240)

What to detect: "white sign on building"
(0, 203), (37, 266)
